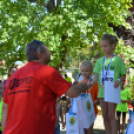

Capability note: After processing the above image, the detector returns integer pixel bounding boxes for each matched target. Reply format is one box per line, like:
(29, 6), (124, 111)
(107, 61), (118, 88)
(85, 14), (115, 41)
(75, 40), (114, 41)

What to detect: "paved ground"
(60, 113), (129, 134)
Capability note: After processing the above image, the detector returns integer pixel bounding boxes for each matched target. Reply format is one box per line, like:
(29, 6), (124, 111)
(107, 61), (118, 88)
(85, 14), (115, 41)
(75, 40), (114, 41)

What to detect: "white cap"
(14, 61), (23, 66)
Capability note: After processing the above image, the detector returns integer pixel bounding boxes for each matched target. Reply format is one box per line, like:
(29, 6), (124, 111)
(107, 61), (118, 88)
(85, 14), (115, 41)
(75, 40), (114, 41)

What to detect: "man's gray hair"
(25, 40), (45, 62)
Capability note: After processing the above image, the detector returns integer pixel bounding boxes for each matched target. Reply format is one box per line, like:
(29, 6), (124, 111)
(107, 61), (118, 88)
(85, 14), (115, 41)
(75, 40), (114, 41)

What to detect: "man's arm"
(2, 102), (8, 131)
(65, 82), (87, 97)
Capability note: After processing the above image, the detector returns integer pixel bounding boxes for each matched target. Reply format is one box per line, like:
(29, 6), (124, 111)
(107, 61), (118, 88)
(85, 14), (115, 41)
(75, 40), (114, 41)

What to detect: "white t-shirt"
(77, 73), (84, 82)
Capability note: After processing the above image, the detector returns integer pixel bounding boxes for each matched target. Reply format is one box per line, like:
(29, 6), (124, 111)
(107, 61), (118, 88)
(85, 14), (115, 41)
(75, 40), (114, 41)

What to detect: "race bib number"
(101, 71), (114, 85)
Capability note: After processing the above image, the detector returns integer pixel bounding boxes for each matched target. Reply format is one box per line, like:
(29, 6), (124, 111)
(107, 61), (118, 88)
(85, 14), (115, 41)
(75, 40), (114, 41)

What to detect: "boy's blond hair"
(80, 60), (93, 70)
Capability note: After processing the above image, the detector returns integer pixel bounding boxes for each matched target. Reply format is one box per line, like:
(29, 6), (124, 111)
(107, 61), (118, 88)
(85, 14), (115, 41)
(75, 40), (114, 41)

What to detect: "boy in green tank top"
(116, 82), (130, 134)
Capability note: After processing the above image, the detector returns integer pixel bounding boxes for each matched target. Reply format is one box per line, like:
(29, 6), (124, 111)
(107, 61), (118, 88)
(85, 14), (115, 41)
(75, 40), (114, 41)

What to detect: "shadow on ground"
(60, 120), (129, 134)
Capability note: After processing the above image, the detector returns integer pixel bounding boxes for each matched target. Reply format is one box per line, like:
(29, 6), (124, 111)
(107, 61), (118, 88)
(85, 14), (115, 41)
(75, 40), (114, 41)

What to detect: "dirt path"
(60, 113), (129, 134)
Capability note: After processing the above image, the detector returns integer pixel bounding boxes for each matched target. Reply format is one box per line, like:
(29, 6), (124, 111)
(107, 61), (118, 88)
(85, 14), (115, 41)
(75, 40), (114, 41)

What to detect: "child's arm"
(60, 104), (65, 129)
(114, 74), (126, 88)
(93, 98), (100, 105)
(88, 73), (99, 89)
(121, 98), (131, 103)
(93, 83), (99, 105)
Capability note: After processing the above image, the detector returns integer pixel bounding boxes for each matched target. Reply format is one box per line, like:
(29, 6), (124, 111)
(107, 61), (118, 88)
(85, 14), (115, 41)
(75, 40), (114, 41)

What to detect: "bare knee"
(108, 112), (115, 121)
(102, 112), (109, 121)
(122, 116), (126, 122)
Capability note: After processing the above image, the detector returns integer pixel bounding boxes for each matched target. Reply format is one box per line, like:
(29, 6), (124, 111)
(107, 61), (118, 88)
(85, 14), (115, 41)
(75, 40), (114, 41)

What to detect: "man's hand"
(114, 80), (120, 88)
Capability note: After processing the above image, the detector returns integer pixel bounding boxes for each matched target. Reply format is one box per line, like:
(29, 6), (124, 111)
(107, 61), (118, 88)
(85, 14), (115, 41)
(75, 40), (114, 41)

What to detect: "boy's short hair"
(80, 60), (93, 70)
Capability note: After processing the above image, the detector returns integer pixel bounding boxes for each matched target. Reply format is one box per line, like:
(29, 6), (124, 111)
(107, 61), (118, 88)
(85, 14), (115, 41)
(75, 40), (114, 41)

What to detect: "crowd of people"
(0, 34), (133, 134)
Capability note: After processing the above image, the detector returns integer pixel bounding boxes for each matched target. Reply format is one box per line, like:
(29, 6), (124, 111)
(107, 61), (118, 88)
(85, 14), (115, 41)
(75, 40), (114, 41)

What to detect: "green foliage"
(69, 44), (94, 68)
(0, 0), (133, 75)
(126, 70), (134, 101)
(115, 41), (134, 69)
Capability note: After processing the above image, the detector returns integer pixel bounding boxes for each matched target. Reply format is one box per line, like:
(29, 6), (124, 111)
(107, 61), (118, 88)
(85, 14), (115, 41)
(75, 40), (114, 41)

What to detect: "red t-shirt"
(3, 62), (72, 134)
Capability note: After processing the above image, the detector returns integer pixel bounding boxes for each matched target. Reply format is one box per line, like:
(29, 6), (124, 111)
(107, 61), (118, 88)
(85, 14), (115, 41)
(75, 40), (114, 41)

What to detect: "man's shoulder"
(40, 65), (56, 72)
(27, 62), (55, 71)
(10, 63), (56, 79)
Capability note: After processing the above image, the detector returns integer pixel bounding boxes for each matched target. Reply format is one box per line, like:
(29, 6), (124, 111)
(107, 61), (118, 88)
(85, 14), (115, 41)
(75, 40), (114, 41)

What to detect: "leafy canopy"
(0, 0), (133, 74)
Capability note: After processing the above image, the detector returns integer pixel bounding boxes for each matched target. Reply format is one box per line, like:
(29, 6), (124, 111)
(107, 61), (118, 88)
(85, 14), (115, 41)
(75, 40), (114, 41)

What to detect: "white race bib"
(101, 70), (114, 85)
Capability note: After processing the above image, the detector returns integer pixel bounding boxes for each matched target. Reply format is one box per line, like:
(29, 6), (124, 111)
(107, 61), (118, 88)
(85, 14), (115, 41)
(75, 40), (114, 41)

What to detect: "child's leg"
(116, 111), (121, 134)
(108, 102), (117, 134)
(85, 123), (94, 134)
(121, 112), (126, 133)
(100, 98), (111, 134)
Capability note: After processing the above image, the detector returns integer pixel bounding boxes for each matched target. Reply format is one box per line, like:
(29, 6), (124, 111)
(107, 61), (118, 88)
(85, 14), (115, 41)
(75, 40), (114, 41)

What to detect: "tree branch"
(28, 0), (61, 13)
(28, 0), (38, 2)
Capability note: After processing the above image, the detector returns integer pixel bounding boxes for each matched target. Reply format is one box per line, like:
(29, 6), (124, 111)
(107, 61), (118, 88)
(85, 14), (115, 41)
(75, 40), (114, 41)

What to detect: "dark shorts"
(116, 111), (126, 118)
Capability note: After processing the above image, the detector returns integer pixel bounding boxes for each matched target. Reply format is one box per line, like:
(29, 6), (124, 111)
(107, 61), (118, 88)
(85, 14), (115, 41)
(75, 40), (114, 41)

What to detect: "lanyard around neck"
(102, 54), (114, 84)
(87, 76), (92, 84)
(69, 98), (75, 115)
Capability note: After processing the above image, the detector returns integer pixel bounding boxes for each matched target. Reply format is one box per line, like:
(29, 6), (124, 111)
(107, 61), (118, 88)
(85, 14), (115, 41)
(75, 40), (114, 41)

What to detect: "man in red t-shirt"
(2, 40), (87, 134)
